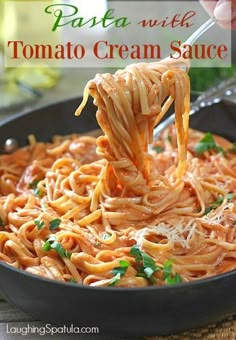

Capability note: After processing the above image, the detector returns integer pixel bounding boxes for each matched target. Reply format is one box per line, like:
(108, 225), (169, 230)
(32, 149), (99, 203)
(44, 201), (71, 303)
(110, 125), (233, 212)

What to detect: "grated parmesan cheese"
(134, 218), (199, 249)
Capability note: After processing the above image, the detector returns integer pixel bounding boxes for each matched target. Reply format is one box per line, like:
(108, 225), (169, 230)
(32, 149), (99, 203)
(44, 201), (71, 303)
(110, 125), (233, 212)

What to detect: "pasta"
(0, 60), (236, 287)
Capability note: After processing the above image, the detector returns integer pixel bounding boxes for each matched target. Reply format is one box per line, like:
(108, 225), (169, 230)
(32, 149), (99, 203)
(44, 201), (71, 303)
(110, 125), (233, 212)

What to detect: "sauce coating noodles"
(0, 61), (236, 287)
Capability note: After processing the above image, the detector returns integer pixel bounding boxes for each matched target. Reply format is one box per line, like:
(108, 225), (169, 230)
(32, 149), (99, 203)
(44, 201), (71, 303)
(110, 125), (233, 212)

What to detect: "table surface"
(0, 69), (236, 340)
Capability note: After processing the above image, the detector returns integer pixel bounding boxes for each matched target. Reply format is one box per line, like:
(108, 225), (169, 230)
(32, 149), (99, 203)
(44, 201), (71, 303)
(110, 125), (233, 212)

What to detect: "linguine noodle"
(0, 60), (236, 287)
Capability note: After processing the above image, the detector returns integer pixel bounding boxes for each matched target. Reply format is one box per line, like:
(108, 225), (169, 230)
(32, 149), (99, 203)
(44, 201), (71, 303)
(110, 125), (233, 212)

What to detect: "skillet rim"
(0, 92), (201, 129)
(0, 95), (236, 293)
(0, 96), (82, 127)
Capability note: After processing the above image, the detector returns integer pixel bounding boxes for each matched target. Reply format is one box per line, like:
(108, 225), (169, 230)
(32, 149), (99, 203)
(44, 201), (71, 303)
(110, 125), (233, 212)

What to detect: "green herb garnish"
(29, 180), (39, 189)
(43, 236), (71, 259)
(152, 146), (163, 153)
(215, 196), (224, 205)
(227, 193), (233, 202)
(194, 132), (224, 155)
(130, 245), (161, 283)
(102, 232), (112, 240)
(34, 188), (43, 197)
(204, 193), (233, 215)
(163, 259), (182, 285)
(233, 221), (236, 226)
(204, 195), (224, 215)
(130, 245), (143, 263)
(163, 259), (174, 280)
(142, 252), (159, 280)
(165, 273), (182, 285)
(167, 135), (172, 143)
(204, 206), (214, 215)
(130, 246), (182, 285)
(29, 179), (43, 197)
(69, 278), (77, 284)
(34, 220), (45, 230)
(108, 273), (122, 286)
(49, 218), (61, 231)
(109, 260), (130, 286)
(111, 260), (130, 276)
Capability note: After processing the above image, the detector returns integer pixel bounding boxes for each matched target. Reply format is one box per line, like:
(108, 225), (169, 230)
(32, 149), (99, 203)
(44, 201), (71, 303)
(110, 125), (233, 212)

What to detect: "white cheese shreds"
(134, 218), (199, 249)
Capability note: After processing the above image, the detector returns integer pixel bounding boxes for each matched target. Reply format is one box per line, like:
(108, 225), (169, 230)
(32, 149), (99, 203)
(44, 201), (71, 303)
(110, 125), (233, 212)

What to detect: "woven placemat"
(146, 314), (236, 340)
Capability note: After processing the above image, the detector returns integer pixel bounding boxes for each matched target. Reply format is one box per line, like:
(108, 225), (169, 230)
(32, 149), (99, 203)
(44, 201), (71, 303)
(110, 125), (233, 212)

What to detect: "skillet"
(0, 96), (235, 336)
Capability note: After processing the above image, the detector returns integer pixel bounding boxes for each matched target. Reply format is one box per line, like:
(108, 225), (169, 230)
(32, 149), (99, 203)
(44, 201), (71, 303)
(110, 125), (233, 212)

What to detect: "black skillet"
(0, 96), (235, 336)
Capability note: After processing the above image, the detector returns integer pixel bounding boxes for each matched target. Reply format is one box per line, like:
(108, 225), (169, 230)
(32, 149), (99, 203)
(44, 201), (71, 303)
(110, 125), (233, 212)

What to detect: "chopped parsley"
(165, 273), (182, 285)
(102, 232), (112, 240)
(194, 132), (224, 155)
(29, 179), (43, 197)
(43, 236), (71, 259)
(34, 220), (45, 230)
(204, 196), (223, 215)
(111, 260), (130, 276)
(108, 260), (130, 286)
(163, 259), (182, 285)
(163, 259), (174, 279)
(204, 201), (222, 215)
(204, 206), (215, 215)
(167, 134), (172, 143)
(69, 278), (77, 284)
(215, 196), (224, 205)
(108, 273), (122, 286)
(152, 146), (163, 153)
(130, 245), (161, 284)
(204, 193), (233, 215)
(227, 193), (233, 202)
(34, 188), (43, 197)
(29, 179), (39, 189)
(130, 245), (143, 262)
(130, 246), (182, 285)
(49, 218), (61, 231)
(234, 221), (236, 226)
